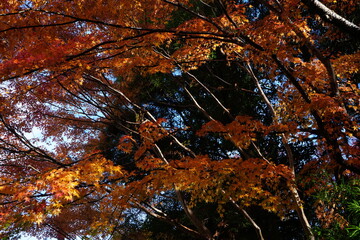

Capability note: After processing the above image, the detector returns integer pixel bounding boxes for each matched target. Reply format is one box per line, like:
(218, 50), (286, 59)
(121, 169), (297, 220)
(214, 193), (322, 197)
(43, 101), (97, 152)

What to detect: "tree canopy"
(0, 0), (359, 239)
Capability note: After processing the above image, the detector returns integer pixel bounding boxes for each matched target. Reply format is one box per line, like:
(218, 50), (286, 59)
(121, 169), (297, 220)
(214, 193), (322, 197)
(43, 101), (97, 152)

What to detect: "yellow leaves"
(21, 210), (46, 225)
(0, 154), (126, 228)
(50, 208), (62, 216)
(43, 168), (80, 201)
(32, 212), (45, 225)
(48, 201), (63, 216)
(76, 155), (122, 186)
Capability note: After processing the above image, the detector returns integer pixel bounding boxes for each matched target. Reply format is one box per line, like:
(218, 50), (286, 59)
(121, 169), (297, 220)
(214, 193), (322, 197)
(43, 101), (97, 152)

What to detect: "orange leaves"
(136, 156), (165, 171)
(164, 156), (293, 214)
(134, 118), (168, 159)
(96, 150), (294, 216)
(76, 154), (123, 186)
(332, 50), (360, 78)
(198, 116), (265, 148)
(0, 152), (123, 227)
(147, 32), (174, 47)
(117, 135), (135, 153)
(310, 94), (342, 114)
(0, 0), (359, 238)
(315, 200), (349, 229)
(32, 168), (80, 202)
(198, 115), (298, 148)
(197, 120), (225, 136)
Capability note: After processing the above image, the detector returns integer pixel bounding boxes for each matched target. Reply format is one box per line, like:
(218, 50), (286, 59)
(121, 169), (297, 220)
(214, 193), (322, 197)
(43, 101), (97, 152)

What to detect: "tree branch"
(301, 0), (360, 39)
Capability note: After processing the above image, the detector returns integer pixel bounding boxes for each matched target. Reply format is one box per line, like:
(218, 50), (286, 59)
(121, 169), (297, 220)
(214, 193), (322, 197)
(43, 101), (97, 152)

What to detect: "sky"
(20, 234), (55, 240)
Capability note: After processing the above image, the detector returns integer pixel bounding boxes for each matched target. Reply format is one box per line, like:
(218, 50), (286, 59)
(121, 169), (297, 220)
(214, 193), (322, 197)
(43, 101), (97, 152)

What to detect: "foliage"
(0, 0), (359, 239)
(310, 179), (360, 239)
(347, 199), (360, 238)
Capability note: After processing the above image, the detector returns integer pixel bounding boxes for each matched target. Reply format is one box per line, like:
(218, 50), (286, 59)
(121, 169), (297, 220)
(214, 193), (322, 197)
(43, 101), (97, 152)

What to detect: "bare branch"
(301, 0), (360, 39)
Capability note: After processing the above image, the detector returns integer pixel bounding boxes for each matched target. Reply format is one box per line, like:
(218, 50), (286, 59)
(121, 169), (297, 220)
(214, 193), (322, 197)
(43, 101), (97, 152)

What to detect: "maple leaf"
(0, 1), (358, 239)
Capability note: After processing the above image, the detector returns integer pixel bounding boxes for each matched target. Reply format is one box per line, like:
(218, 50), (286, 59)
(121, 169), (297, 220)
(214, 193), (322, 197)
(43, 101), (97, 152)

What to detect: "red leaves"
(0, 0), (358, 238)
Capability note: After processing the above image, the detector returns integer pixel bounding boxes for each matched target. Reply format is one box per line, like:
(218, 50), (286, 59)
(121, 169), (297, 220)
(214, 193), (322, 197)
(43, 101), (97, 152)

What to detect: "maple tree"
(0, 0), (359, 239)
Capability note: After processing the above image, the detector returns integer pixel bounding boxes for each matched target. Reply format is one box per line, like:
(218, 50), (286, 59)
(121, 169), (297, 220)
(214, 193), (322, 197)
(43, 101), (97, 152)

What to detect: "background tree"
(0, 0), (359, 239)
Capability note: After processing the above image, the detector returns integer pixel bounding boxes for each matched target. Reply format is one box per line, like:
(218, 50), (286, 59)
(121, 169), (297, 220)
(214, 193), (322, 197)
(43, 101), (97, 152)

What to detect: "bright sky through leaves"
(0, 0), (359, 239)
